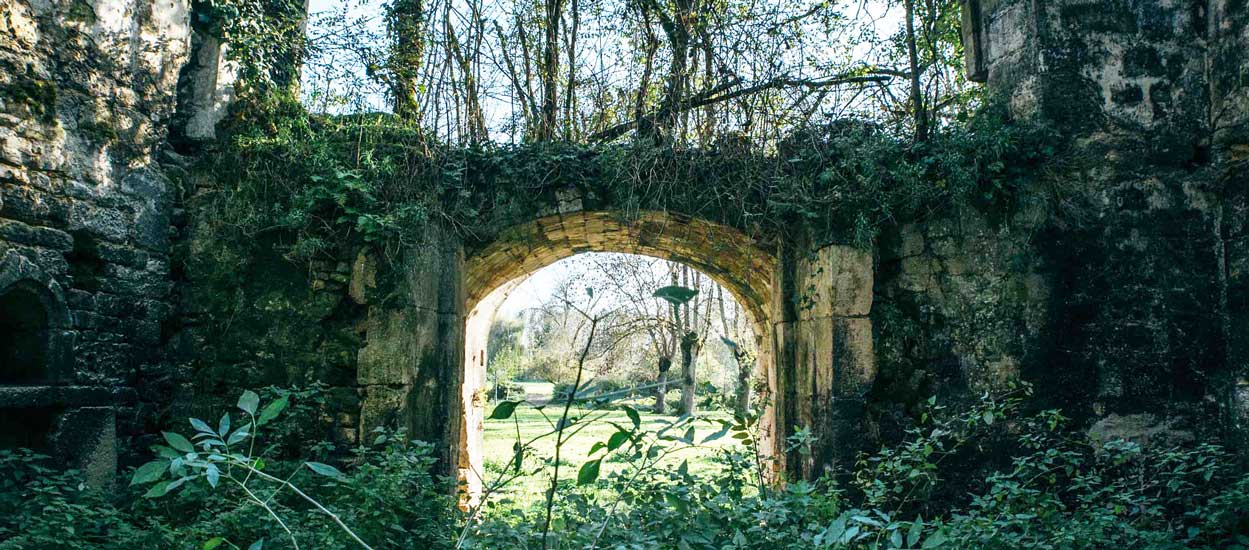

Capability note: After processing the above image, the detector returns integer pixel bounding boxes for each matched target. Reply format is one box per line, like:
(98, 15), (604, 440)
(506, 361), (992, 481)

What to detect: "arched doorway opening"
(0, 280), (57, 384)
(457, 210), (779, 501)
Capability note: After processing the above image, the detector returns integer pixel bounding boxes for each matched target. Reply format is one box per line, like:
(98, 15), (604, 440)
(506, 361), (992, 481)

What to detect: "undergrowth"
(2, 384), (1246, 549)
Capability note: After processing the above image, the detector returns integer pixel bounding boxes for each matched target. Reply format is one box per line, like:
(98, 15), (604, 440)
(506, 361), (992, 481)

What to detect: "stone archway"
(456, 210), (780, 500)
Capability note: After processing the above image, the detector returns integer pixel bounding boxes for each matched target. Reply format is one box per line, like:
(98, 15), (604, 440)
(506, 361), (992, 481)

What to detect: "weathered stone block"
(795, 245), (873, 320)
(0, 218), (73, 250)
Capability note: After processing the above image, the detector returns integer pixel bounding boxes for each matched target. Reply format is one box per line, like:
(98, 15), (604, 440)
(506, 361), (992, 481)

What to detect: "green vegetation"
(191, 93), (1056, 266)
(3, 384), (1247, 549)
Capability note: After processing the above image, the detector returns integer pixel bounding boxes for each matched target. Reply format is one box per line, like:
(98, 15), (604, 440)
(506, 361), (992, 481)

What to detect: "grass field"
(480, 383), (740, 508)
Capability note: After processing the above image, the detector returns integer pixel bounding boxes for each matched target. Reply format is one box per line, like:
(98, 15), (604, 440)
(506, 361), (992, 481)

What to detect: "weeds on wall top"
(192, 92), (1058, 263)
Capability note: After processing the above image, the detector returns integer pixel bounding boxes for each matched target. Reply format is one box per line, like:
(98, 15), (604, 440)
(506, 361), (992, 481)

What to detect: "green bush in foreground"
(0, 385), (1246, 549)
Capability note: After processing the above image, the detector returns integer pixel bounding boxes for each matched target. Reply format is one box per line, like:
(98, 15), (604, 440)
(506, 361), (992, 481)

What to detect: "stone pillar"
(774, 244), (874, 480)
(356, 224), (465, 473)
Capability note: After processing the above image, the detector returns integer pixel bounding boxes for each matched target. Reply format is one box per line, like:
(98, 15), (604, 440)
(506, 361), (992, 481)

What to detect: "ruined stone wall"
(871, 0), (1249, 451)
(174, 196), (468, 467)
(0, 0), (190, 480)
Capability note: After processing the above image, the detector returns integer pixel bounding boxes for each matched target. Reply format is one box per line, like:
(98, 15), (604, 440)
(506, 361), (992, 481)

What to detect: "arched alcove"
(456, 210), (780, 500)
(0, 281), (57, 384)
(0, 252), (72, 386)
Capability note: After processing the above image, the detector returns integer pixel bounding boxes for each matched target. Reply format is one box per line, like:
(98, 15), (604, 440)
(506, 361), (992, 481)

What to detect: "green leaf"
(701, 426), (730, 444)
(130, 461), (167, 486)
(217, 413), (230, 437)
(652, 285), (698, 305)
(982, 411), (995, 425)
(623, 406), (641, 430)
(489, 400), (521, 420)
(922, 529), (948, 549)
(889, 528), (903, 548)
(577, 459), (601, 485)
(248, 540), (264, 550)
(907, 516), (924, 547)
(306, 461), (345, 479)
(607, 430), (631, 451)
(226, 428), (250, 446)
(257, 395), (289, 426)
(163, 432), (194, 453)
(190, 418), (215, 434)
(205, 464), (220, 488)
(143, 480), (172, 498)
(238, 391), (260, 415)
(203, 537), (225, 550)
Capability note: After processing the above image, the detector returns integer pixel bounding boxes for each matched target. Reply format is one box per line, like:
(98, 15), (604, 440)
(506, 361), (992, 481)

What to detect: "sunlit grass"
(480, 387), (739, 509)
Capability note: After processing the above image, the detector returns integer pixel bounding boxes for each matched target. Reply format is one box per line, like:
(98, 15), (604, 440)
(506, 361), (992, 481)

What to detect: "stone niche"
(0, 251), (114, 485)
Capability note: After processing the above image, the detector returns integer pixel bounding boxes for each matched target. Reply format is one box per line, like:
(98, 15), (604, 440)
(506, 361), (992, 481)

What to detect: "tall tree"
(386, 0), (425, 119)
(538, 0), (568, 140)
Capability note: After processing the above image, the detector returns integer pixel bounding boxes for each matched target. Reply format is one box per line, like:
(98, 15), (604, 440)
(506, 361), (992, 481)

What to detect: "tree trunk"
(679, 331), (698, 415)
(538, 0), (564, 140)
(904, 0), (927, 142)
(733, 352), (753, 418)
(654, 356), (671, 413)
(387, 0), (424, 120)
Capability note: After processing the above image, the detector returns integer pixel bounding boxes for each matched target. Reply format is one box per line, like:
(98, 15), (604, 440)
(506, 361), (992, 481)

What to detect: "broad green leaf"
(203, 537), (225, 550)
(130, 461), (167, 486)
(982, 411), (995, 425)
(248, 540), (264, 550)
(588, 442), (605, 456)
(922, 529), (948, 549)
(190, 418), (215, 434)
(165, 476), (190, 494)
(237, 391), (260, 415)
(205, 464), (220, 488)
(577, 459), (601, 485)
(257, 396), (289, 426)
(907, 517), (924, 547)
(607, 430), (630, 451)
(218, 413), (230, 437)
(143, 480), (172, 498)
(890, 528), (903, 548)
(702, 426), (730, 444)
(652, 285), (698, 305)
(163, 432), (194, 453)
(227, 428), (250, 446)
(306, 461), (345, 479)
(489, 401), (520, 420)
(623, 406), (641, 430)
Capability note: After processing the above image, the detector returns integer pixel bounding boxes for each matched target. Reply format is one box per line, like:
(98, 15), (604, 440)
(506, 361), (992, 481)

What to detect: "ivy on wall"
(191, 93), (1058, 263)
